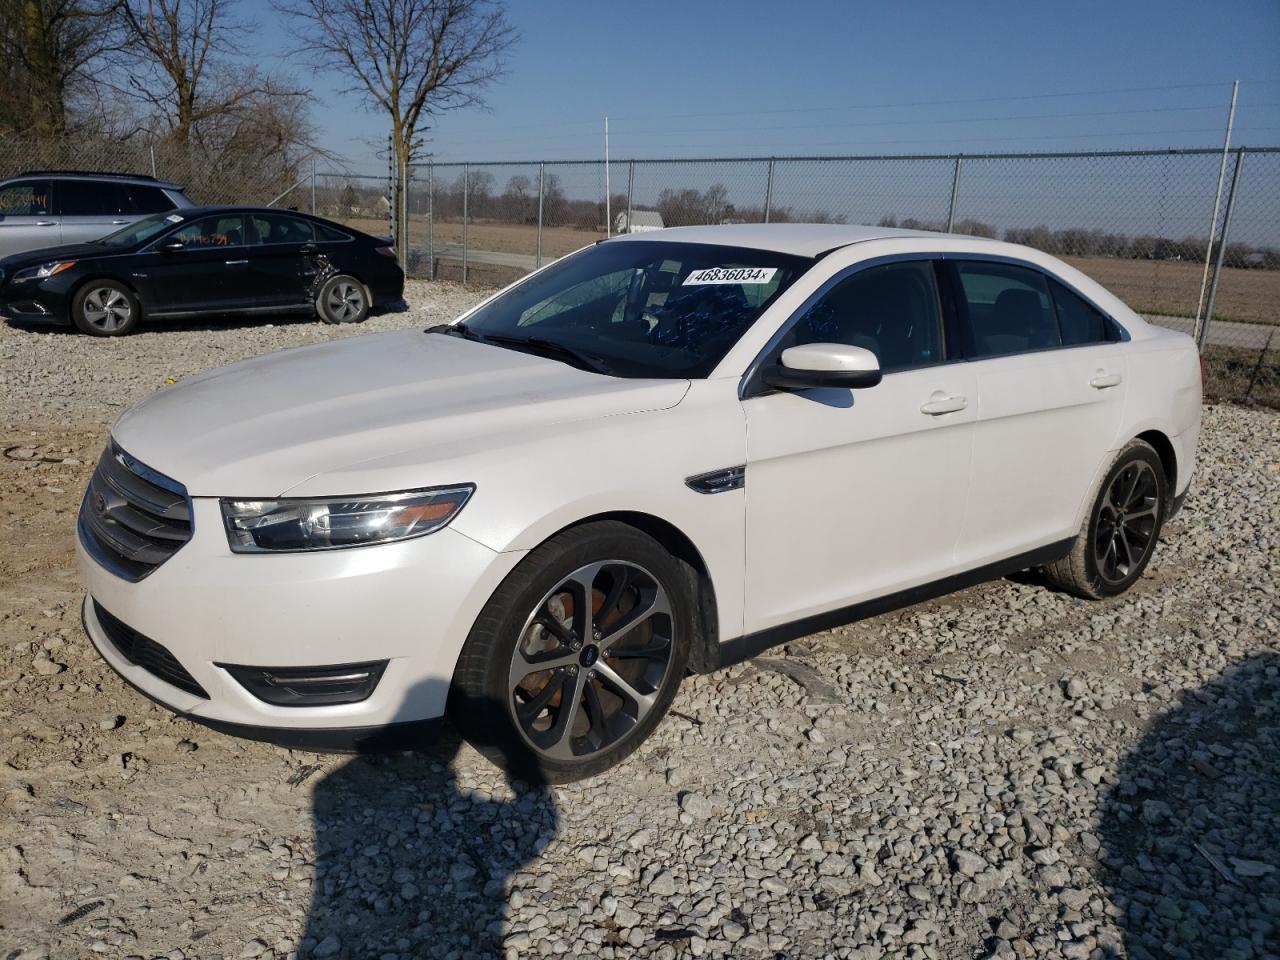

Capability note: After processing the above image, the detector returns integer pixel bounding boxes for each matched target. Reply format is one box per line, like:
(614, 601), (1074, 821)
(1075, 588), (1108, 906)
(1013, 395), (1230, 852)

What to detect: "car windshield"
(97, 213), (185, 248)
(454, 240), (812, 378)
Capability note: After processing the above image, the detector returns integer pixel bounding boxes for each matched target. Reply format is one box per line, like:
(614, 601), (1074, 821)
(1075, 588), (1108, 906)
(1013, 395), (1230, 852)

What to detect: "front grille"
(93, 600), (208, 698)
(79, 442), (192, 581)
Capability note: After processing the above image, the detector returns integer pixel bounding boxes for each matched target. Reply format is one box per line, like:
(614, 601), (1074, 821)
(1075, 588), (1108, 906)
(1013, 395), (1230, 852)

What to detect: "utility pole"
(604, 117), (611, 238)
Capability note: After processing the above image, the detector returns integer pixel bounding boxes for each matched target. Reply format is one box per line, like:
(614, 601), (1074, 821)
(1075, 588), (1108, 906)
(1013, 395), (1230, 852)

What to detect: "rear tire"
(72, 281), (139, 336)
(1042, 439), (1167, 599)
(448, 521), (692, 783)
(316, 275), (368, 324)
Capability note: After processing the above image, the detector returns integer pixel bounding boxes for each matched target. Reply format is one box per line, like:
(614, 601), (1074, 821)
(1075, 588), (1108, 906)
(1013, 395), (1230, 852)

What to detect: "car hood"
(112, 329), (690, 497)
(0, 242), (114, 270)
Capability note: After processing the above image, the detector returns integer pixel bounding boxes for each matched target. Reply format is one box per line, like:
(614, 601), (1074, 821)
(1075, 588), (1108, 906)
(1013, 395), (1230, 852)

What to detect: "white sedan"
(76, 224), (1202, 781)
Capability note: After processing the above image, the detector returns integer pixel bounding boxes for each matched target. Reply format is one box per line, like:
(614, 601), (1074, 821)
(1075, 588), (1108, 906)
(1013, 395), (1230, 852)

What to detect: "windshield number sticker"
(683, 266), (777, 286)
(165, 214), (184, 223)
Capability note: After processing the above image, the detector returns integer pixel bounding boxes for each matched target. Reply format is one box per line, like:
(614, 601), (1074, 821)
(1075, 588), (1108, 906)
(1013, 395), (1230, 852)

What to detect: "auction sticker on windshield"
(683, 266), (777, 285)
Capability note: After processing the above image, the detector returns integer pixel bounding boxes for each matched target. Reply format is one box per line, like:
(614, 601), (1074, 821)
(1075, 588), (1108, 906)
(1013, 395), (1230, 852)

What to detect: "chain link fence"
(405, 147), (1279, 406)
(2, 137), (1276, 404)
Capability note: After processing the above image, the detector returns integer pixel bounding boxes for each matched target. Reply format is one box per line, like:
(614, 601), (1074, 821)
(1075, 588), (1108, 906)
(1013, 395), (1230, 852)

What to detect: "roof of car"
(607, 222), (994, 258)
(10, 170), (186, 190)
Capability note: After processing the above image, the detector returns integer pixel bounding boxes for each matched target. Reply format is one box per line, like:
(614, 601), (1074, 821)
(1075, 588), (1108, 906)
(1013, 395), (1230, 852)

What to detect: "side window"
(315, 222), (350, 242)
(1049, 279), (1114, 346)
(956, 261), (1060, 357)
(787, 260), (944, 372)
(126, 185), (176, 214)
(0, 180), (54, 216)
(55, 181), (119, 216)
(169, 215), (245, 248)
(249, 213), (316, 245)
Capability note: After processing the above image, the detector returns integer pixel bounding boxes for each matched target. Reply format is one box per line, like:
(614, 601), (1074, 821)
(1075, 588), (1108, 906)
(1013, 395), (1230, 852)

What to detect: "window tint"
(315, 222), (350, 242)
(250, 213), (315, 245)
(169, 215), (246, 248)
(787, 261), (944, 372)
(56, 180), (129, 216)
(956, 261), (1060, 357)
(126, 185), (175, 214)
(0, 180), (53, 216)
(1050, 279), (1113, 346)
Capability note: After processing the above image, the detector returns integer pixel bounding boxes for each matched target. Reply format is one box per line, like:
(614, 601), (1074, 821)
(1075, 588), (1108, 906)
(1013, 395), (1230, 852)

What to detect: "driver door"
(741, 258), (977, 634)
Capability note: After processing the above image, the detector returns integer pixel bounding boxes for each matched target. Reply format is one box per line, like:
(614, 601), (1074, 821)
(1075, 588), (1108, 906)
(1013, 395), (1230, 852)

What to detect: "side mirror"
(157, 239), (185, 252)
(762, 343), (882, 391)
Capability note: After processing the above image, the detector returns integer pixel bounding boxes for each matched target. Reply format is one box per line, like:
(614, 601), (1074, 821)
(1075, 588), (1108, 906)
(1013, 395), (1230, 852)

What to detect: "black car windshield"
(98, 212), (185, 248)
(455, 240), (812, 378)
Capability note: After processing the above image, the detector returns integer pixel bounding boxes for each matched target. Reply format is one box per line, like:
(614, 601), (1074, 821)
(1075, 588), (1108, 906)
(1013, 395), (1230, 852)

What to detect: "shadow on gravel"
(300, 685), (557, 959)
(1102, 653), (1279, 960)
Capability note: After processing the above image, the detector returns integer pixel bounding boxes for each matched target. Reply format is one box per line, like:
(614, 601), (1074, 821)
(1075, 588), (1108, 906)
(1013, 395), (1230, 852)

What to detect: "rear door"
(0, 179), (59, 255)
(142, 215), (255, 315)
(246, 212), (316, 309)
(56, 180), (134, 244)
(946, 259), (1127, 566)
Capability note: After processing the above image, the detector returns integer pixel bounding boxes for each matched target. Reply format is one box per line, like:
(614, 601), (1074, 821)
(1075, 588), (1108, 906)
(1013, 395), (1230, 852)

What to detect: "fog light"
(219, 660), (388, 706)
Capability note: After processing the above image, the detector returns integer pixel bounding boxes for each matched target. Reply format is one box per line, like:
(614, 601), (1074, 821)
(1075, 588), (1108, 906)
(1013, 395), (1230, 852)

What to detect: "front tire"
(449, 521), (692, 783)
(1042, 439), (1167, 599)
(72, 281), (139, 336)
(316, 275), (368, 324)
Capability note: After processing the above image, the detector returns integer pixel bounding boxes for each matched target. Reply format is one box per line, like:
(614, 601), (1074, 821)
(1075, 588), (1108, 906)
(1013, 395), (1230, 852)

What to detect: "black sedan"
(0, 207), (404, 335)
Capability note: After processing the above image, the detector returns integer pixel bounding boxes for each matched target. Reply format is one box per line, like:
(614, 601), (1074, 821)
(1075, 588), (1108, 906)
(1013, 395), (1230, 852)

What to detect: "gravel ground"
(0, 284), (1277, 960)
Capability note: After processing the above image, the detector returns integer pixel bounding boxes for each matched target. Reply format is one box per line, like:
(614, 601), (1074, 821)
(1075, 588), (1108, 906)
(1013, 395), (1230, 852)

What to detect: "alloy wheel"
(507, 560), (675, 762)
(81, 287), (132, 332)
(326, 282), (364, 321)
(1094, 460), (1159, 584)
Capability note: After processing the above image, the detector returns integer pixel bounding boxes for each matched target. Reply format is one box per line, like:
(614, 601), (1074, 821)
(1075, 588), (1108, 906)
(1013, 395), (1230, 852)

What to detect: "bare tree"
(274, 0), (516, 251)
(0, 0), (125, 137)
(119, 0), (309, 149)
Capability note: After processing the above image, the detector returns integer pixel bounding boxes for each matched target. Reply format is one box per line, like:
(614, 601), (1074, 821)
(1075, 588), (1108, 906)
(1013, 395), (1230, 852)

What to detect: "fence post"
(946, 155), (963, 232)
(625, 161), (635, 235)
(310, 156), (316, 214)
(1199, 147), (1244, 353)
(150, 145), (157, 179)
(536, 162), (545, 269)
(462, 162), (469, 286)
(764, 158), (775, 223)
(1194, 80), (1239, 336)
(427, 163), (434, 280)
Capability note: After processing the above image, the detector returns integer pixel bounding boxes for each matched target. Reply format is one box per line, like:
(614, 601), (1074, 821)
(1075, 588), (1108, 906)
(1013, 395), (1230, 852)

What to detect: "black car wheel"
(1042, 439), (1167, 599)
(316, 275), (369, 324)
(73, 281), (139, 336)
(449, 521), (692, 783)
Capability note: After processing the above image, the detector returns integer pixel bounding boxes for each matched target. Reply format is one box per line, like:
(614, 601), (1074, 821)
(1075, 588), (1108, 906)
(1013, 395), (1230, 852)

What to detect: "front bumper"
(78, 496), (527, 744)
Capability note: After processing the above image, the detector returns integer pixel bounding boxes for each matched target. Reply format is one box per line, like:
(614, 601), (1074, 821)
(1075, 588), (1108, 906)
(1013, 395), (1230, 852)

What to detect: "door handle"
(1089, 371), (1122, 389)
(35, 220), (56, 227)
(224, 259), (249, 266)
(920, 393), (968, 416)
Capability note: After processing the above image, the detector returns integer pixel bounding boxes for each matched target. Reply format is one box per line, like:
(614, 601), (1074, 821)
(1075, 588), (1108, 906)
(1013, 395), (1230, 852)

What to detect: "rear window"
(250, 213), (315, 245)
(127, 185), (176, 214)
(316, 222), (350, 242)
(956, 261), (1060, 357)
(0, 180), (53, 216)
(1049, 279), (1115, 346)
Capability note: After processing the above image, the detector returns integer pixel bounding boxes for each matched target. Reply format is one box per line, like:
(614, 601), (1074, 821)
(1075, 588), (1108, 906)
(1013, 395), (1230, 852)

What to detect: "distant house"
(615, 210), (664, 234)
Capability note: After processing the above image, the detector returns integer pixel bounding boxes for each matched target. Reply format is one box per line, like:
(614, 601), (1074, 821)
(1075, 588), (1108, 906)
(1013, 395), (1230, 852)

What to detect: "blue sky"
(254, 0), (1280, 169)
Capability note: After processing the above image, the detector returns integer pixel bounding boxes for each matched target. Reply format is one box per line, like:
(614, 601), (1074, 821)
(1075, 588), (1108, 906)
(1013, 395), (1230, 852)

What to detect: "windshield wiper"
(426, 323), (612, 375)
(477, 333), (613, 375)
(424, 321), (485, 341)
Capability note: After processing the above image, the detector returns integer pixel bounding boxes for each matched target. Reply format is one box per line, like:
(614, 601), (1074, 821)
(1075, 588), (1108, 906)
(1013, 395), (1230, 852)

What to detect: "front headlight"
(12, 261), (77, 283)
(220, 485), (475, 552)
